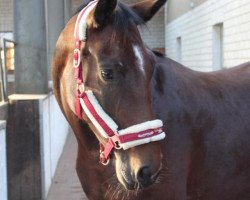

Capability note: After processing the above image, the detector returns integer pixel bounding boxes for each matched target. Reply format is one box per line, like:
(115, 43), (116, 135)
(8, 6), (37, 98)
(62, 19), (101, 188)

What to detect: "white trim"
(118, 120), (163, 135)
(79, 91), (165, 149)
(74, 0), (98, 40)
(80, 98), (108, 138)
(80, 91), (118, 138)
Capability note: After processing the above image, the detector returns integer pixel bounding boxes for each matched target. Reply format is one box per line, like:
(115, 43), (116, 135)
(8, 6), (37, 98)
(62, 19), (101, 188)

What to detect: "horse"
(52, 0), (250, 199)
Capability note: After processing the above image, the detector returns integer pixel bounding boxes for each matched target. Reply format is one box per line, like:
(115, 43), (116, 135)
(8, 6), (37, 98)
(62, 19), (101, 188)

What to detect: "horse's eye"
(101, 69), (113, 80)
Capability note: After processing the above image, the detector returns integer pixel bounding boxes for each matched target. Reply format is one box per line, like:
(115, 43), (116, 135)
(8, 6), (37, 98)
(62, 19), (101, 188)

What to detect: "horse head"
(69, 0), (166, 190)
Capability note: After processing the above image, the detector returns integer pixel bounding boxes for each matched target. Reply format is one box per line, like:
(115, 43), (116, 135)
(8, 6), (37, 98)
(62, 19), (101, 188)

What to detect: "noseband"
(74, 0), (166, 165)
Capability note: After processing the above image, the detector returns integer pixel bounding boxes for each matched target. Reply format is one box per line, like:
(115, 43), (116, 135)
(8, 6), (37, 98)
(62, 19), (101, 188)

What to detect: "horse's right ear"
(89, 0), (117, 28)
(131, 0), (167, 22)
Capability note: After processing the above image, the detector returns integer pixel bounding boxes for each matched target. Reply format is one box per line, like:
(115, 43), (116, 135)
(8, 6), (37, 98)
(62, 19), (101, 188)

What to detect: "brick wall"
(123, 0), (165, 49)
(0, 0), (13, 32)
(140, 8), (165, 49)
(165, 0), (250, 71)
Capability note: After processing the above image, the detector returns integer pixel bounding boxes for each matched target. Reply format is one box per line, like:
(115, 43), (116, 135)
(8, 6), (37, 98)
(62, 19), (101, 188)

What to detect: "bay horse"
(52, 0), (250, 199)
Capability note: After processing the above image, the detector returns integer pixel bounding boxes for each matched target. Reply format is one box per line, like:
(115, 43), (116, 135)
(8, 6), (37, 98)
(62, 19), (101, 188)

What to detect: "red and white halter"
(74, 0), (166, 165)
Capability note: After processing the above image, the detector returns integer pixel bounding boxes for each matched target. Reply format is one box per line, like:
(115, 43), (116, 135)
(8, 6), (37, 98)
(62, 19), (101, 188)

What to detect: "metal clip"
(100, 152), (110, 166)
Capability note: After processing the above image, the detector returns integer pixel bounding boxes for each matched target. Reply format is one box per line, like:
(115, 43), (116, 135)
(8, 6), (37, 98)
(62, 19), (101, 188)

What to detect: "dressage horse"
(52, 0), (250, 199)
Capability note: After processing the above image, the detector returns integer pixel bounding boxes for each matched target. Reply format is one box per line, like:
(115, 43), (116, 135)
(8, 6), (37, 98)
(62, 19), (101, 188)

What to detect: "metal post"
(2, 39), (10, 100)
(45, 0), (65, 81)
(14, 0), (48, 94)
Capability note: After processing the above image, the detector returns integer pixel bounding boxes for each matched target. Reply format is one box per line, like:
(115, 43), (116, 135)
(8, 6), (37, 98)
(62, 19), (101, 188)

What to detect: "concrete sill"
(8, 94), (48, 101)
(0, 102), (8, 120)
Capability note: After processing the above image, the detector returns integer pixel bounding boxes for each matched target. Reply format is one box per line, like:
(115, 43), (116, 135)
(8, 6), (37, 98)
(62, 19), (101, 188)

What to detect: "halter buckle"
(111, 134), (122, 149)
(77, 83), (85, 93)
(74, 48), (81, 68)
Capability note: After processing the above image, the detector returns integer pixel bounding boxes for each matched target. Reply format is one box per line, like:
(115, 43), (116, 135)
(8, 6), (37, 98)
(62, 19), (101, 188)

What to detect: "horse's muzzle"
(122, 166), (160, 190)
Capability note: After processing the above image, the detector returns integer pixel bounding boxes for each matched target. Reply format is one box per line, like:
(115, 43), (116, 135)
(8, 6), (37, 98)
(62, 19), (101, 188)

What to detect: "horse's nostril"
(137, 166), (152, 187)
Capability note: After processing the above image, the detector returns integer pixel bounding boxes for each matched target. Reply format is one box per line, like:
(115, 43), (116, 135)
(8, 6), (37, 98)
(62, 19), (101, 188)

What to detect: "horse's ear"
(90, 0), (117, 28)
(130, 0), (167, 22)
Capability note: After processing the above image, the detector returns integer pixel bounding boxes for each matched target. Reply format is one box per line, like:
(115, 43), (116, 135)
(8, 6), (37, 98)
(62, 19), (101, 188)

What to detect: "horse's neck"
(151, 55), (250, 131)
(152, 56), (250, 113)
(150, 55), (216, 133)
(151, 55), (199, 111)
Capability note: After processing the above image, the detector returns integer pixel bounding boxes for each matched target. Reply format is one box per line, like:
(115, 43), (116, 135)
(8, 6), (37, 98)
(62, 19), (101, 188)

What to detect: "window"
(0, 38), (15, 101)
(213, 23), (224, 70)
(176, 37), (182, 62)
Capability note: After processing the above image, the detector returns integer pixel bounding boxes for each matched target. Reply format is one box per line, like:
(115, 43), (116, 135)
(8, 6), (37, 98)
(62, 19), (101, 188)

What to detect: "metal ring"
(114, 142), (122, 150)
(101, 158), (110, 166)
(99, 151), (110, 166)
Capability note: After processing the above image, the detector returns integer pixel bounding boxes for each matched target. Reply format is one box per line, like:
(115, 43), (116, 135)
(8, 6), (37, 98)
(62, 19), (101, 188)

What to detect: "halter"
(74, 0), (166, 165)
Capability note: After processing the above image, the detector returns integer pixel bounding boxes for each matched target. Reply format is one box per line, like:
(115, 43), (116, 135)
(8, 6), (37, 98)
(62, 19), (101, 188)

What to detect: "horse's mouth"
(119, 168), (161, 190)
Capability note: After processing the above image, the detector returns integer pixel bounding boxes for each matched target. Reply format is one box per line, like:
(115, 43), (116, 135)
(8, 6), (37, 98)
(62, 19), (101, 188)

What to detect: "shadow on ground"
(47, 131), (88, 200)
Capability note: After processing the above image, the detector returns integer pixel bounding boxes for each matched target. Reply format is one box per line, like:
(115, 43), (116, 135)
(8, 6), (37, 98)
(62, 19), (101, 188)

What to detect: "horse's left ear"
(90, 0), (117, 28)
(130, 0), (167, 22)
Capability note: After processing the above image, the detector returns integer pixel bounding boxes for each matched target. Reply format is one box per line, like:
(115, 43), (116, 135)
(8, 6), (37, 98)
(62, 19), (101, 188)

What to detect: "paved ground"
(47, 132), (88, 200)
